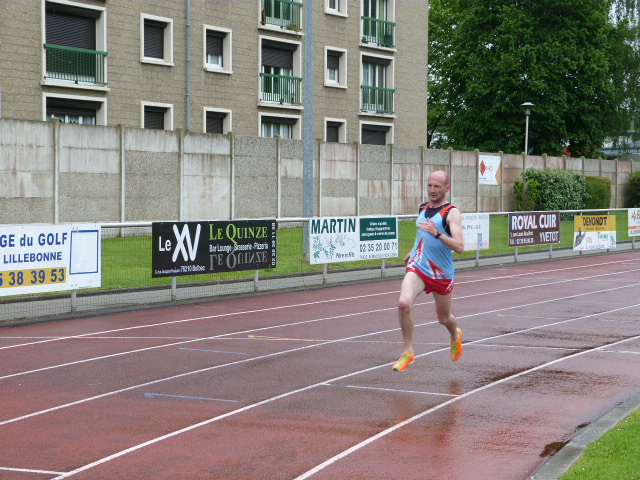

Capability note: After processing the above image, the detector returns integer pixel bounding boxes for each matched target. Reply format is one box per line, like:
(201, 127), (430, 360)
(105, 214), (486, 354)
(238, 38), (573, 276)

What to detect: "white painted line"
(2, 258), (638, 352)
(0, 466), (64, 475)
(293, 334), (640, 480)
(323, 383), (458, 398)
(2, 283), (640, 427)
(46, 303), (640, 479)
(3, 270), (639, 383)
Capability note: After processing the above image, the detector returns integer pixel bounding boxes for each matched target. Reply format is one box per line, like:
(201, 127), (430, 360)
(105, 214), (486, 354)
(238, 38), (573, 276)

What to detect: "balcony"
(44, 44), (107, 85)
(361, 17), (396, 48)
(260, 73), (303, 105)
(361, 85), (395, 114)
(261, 0), (303, 31)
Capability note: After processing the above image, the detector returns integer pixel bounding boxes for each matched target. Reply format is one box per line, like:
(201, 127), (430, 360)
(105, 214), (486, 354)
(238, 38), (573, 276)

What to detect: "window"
(142, 102), (173, 130)
(260, 38), (302, 105)
(204, 26), (232, 73)
(141, 14), (173, 65)
(45, 95), (105, 125)
(361, 0), (395, 47)
(204, 109), (231, 134)
(361, 54), (394, 114)
(326, 0), (347, 16)
(260, 115), (300, 139)
(361, 123), (392, 145)
(325, 119), (346, 143)
(44, 1), (107, 86)
(325, 47), (347, 88)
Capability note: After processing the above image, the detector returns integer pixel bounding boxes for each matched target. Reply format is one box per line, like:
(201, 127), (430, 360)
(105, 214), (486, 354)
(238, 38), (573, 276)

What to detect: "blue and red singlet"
(406, 202), (456, 295)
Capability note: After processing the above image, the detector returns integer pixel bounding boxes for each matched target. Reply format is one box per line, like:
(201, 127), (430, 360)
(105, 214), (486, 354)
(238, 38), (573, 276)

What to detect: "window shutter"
(262, 116), (297, 125)
(144, 106), (166, 130)
(144, 20), (165, 58)
(47, 97), (101, 116)
(262, 47), (293, 70)
(362, 125), (388, 145)
(46, 7), (96, 49)
(363, 55), (391, 66)
(206, 31), (224, 56)
(206, 111), (225, 134)
(326, 122), (340, 142)
(327, 52), (341, 70)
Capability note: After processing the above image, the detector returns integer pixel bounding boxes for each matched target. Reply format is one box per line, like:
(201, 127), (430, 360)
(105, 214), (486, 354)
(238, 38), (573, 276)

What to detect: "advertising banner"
(310, 216), (398, 264)
(629, 208), (640, 237)
(478, 154), (502, 185)
(573, 215), (616, 251)
(461, 213), (490, 251)
(508, 212), (560, 247)
(0, 224), (101, 296)
(152, 220), (276, 277)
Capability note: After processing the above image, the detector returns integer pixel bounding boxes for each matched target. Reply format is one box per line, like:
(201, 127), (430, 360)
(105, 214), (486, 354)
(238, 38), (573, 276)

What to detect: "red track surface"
(1, 251), (640, 480)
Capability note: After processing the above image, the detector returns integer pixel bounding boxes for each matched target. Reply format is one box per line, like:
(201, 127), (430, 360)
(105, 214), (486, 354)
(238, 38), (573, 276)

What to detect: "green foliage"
(584, 176), (612, 209)
(427, 0), (639, 157)
(514, 179), (540, 211)
(628, 171), (640, 207)
(516, 168), (587, 211)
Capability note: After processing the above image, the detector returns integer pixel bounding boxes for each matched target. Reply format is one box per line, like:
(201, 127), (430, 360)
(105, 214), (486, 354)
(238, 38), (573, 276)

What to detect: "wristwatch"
(434, 231), (441, 239)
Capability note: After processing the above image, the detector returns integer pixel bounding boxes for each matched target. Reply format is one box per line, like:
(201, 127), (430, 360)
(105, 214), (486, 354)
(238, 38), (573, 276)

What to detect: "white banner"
(629, 208), (640, 237)
(0, 224), (101, 296)
(461, 213), (490, 250)
(309, 217), (398, 264)
(478, 154), (502, 185)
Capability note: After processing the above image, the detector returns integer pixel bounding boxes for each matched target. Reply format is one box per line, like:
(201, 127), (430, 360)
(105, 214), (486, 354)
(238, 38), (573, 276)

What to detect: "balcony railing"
(262, 0), (303, 31)
(361, 85), (395, 114)
(261, 73), (303, 105)
(44, 44), (107, 85)
(361, 16), (396, 47)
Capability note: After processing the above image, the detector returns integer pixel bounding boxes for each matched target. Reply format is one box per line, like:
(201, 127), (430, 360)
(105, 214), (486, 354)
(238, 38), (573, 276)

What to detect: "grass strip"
(559, 409), (640, 480)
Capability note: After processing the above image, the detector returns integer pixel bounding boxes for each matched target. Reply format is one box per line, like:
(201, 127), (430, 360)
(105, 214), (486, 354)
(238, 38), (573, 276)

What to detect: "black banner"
(152, 220), (277, 278)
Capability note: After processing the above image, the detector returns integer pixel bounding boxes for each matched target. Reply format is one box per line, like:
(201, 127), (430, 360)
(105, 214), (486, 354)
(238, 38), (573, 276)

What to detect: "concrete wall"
(1, 118), (639, 226)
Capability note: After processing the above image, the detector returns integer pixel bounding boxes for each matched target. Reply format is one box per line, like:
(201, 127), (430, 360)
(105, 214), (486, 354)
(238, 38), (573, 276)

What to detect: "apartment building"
(0, 0), (429, 146)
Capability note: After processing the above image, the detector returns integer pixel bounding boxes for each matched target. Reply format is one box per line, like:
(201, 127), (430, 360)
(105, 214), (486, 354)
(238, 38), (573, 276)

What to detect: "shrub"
(584, 176), (611, 209)
(514, 168), (587, 211)
(629, 171), (640, 208)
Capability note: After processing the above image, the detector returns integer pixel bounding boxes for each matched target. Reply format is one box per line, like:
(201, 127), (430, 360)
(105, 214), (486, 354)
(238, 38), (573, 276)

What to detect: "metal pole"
(302, 1), (315, 256)
(524, 114), (530, 155)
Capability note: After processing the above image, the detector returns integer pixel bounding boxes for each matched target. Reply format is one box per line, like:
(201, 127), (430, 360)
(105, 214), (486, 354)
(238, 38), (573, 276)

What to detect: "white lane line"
(0, 466), (64, 475)
(2, 283), (640, 427)
(323, 384), (459, 398)
(49, 324), (640, 480)
(293, 334), (640, 480)
(2, 257), (638, 351)
(3, 270), (640, 382)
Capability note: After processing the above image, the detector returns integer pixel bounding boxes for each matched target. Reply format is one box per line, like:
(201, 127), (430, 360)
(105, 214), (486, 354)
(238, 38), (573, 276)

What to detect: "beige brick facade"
(0, 0), (429, 147)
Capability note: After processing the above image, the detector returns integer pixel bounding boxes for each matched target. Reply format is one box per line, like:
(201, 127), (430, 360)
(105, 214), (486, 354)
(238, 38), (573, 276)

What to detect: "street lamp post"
(521, 102), (534, 154)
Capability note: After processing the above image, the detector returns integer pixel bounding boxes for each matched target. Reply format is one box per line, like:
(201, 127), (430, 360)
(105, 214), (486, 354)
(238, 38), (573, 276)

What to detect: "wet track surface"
(0, 251), (639, 479)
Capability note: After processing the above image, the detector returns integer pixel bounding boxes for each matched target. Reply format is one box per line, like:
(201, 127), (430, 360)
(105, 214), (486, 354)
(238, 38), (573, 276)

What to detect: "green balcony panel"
(361, 16), (395, 48)
(361, 85), (395, 114)
(262, 0), (303, 31)
(44, 44), (107, 85)
(261, 73), (303, 105)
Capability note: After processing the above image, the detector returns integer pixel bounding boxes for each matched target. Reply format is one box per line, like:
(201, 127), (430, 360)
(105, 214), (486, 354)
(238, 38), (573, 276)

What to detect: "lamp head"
(521, 102), (534, 116)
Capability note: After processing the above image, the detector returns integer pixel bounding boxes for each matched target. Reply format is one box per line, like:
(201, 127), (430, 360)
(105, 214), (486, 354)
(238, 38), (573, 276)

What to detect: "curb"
(529, 391), (640, 479)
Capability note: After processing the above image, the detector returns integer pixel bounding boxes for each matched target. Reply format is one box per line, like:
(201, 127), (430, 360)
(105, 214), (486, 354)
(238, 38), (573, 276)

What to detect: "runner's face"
(427, 176), (449, 203)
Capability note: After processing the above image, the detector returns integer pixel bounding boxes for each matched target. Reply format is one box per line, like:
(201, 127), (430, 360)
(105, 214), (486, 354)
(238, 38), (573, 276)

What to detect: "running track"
(1, 251), (639, 480)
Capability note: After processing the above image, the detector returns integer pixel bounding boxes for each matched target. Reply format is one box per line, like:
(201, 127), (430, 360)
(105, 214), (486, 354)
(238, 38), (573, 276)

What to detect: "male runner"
(392, 170), (465, 371)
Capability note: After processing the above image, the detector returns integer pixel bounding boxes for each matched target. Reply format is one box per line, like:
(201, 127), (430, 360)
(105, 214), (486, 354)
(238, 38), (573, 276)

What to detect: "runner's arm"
(440, 208), (464, 254)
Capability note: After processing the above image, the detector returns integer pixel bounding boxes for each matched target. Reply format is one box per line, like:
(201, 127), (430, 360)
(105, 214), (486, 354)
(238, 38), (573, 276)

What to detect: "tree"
(428, 0), (638, 157)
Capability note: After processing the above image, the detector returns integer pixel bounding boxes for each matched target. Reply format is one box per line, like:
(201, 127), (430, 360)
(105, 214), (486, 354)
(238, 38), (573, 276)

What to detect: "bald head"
(429, 170), (450, 186)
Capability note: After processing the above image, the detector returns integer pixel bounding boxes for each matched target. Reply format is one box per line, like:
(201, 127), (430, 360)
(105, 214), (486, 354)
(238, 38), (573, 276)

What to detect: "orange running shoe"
(450, 328), (463, 361)
(392, 352), (415, 371)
